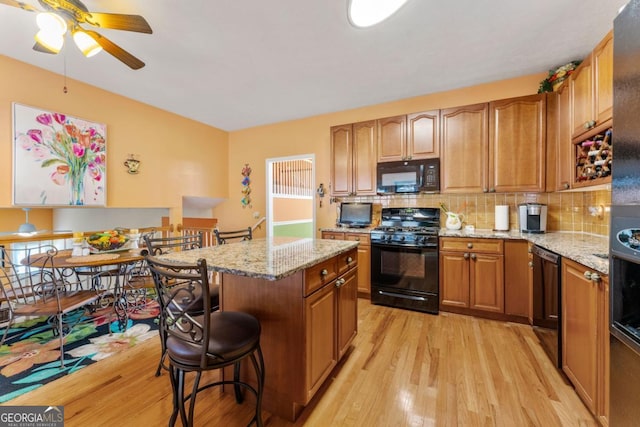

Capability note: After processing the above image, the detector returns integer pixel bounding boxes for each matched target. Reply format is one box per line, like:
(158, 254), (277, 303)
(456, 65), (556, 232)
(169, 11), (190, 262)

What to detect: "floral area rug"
(0, 300), (160, 403)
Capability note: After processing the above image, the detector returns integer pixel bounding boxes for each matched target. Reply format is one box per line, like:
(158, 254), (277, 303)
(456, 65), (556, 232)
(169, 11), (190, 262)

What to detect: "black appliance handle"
(378, 290), (426, 301)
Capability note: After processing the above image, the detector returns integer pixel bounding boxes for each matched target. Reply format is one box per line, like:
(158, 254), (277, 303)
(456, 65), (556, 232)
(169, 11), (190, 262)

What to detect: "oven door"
(370, 243), (439, 313)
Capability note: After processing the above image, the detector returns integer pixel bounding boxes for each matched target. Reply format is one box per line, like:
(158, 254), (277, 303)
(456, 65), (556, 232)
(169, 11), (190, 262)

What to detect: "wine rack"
(575, 127), (612, 184)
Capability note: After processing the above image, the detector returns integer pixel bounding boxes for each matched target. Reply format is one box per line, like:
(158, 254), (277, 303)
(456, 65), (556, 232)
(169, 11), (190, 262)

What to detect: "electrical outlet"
(253, 211), (260, 219)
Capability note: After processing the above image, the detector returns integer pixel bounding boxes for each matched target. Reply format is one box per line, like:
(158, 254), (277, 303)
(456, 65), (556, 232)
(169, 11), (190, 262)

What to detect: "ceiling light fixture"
(17, 208), (37, 236)
(348, 0), (409, 28)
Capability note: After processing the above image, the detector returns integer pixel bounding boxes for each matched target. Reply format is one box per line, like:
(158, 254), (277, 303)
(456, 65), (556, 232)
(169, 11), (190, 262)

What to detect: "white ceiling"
(0, 0), (628, 131)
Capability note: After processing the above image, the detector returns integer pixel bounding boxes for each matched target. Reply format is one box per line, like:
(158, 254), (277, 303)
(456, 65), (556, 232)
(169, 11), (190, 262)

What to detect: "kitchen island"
(158, 237), (359, 421)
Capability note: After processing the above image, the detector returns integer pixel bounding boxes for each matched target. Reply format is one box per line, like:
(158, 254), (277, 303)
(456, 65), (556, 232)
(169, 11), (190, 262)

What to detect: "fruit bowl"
(87, 230), (129, 252)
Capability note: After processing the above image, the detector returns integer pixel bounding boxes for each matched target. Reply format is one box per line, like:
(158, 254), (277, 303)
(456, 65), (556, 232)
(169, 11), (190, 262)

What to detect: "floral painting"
(12, 103), (106, 206)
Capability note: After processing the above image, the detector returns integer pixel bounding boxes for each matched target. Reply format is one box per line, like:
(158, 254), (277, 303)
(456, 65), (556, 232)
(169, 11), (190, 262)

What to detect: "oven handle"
(377, 290), (427, 301)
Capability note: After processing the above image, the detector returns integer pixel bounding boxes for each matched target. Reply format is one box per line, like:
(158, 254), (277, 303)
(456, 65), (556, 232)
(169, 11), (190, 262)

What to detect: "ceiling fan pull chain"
(63, 51), (68, 94)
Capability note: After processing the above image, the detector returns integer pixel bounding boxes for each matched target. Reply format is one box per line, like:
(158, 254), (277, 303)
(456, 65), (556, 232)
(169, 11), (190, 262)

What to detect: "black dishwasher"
(531, 245), (562, 369)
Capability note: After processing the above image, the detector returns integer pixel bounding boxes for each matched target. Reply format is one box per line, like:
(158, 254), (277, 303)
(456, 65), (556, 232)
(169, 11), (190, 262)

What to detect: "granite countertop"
(321, 226), (610, 275)
(439, 228), (609, 275)
(157, 237), (359, 281)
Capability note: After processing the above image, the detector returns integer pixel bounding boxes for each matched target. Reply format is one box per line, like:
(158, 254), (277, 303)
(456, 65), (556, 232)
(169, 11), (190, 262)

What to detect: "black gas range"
(370, 207), (440, 314)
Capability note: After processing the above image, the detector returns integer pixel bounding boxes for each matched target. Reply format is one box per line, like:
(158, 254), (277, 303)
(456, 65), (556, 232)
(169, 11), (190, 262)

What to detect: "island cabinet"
(439, 237), (504, 314)
(561, 258), (609, 422)
(221, 247), (358, 422)
(377, 111), (439, 162)
(321, 230), (371, 296)
(569, 31), (613, 140)
(330, 121), (377, 197)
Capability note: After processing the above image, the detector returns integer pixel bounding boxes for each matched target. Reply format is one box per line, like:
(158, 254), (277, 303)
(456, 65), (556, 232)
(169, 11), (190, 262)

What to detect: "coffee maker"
(518, 203), (547, 233)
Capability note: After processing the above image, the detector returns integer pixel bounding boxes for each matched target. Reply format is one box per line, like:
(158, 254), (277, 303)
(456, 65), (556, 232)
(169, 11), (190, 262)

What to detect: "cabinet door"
(377, 115), (406, 162)
(556, 82), (573, 190)
(597, 275), (609, 424)
(407, 110), (439, 160)
(470, 253), (504, 313)
(439, 251), (470, 308)
(346, 233), (370, 296)
(336, 268), (358, 359)
(504, 240), (530, 318)
(562, 258), (598, 413)
(305, 283), (337, 400)
(593, 31), (613, 126)
(330, 125), (352, 197)
(489, 94), (546, 193)
(352, 120), (377, 195)
(441, 103), (489, 193)
(570, 55), (594, 139)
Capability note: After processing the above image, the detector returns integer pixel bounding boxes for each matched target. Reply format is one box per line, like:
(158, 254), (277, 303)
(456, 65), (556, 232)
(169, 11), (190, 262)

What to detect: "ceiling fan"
(0, 0), (152, 69)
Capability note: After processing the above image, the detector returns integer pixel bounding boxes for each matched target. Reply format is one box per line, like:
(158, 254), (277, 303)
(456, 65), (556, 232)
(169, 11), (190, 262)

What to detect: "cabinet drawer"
(322, 232), (345, 240)
(336, 248), (358, 275)
(345, 233), (370, 245)
(440, 238), (503, 254)
(305, 258), (338, 296)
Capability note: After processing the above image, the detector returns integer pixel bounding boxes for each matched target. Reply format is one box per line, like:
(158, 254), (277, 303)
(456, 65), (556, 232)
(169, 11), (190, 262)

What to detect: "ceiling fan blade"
(0, 0), (38, 12)
(84, 12), (152, 34)
(84, 30), (145, 70)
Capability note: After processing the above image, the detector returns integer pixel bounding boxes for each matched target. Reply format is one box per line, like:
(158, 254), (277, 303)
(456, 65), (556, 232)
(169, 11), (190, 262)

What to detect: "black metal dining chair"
(142, 232), (220, 376)
(214, 227), (252, 245)
(146, 255), (264, 427)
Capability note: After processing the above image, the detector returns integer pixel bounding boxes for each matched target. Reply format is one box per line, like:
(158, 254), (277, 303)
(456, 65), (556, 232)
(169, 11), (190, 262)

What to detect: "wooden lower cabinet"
(561, 258), (608, 421)
(440, 237), (504, 315)
(504, 240), (531, 320)
(322, 231), (371, 297)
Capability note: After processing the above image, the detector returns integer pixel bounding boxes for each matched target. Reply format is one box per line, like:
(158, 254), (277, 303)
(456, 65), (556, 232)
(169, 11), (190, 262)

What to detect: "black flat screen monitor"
(339, 203), (372, 228)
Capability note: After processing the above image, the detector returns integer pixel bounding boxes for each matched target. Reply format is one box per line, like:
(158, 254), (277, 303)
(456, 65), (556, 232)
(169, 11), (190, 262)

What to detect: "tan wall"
(273, 198), (313, 222)
(220, 73), (548, 236)
(0, 55), (229, 213)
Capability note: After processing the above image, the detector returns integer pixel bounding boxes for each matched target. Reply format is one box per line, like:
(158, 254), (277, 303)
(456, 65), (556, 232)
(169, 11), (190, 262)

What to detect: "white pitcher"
(445, 212), (464, 230)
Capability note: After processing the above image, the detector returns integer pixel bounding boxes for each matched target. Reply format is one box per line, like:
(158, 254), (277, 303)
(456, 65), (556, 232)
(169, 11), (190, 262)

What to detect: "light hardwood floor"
(6, 299), (597, 426)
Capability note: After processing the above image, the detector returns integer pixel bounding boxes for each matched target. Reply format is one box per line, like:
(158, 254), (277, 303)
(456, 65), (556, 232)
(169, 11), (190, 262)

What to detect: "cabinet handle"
(483, 188), (488, 193)
(563, 183), (570, 189)
(470, 253), (477, 260)
(467, 243), (473, 249)
(489, 188), (496, 193)
(528, 261), (533, 268)
(584, 120), (596, 129)
(321, 269), (328, 276)
(346, 256), (353, 263)
(591, 273), (601, 282)
(335, 278), (346, 288)
(584, 271), (592, 280)
(463, 253), (470, 260)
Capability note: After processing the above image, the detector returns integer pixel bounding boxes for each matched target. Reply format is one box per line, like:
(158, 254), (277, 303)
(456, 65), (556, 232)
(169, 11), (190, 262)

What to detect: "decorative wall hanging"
(13, 103), (107, 206)
(124, 154), (141, 174)
(241, 163), (252, 208)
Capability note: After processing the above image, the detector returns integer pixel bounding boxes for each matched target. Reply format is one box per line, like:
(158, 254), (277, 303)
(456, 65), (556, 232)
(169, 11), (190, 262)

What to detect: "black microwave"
(376, 159), (440, 194)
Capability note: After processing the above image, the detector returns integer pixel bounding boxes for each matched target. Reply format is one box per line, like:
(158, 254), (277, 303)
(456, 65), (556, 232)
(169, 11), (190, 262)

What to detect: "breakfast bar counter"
(158, 237), (360, 421)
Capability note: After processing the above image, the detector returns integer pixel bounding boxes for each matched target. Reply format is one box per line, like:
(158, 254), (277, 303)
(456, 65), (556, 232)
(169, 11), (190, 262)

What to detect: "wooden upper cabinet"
(377, 111), (439, 162)
(570, 31), (613, 139)
(377, 115), (406, 162)
(489, 93), (546, 193)
(352, 121), (377, 195)
(407, 110), (440, 160)
(440, 103), (489, 193)
(329, 121), (376, 196)
(329, 124), (353, 197)
(593, 31), (613, 126)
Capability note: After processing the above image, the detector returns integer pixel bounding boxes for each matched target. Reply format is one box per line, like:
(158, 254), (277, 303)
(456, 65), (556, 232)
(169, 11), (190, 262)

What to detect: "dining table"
(24, 248), (148, 330)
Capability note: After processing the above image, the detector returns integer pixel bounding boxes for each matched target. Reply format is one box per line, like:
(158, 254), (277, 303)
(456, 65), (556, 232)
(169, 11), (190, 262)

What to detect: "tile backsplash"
(338, 189), (611, 237)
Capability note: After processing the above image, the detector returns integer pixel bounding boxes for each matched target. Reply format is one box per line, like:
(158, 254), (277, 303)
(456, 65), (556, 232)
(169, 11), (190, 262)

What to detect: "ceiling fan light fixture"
(34, 30), (64, 53)
(73, 31), (102, 57)
(36, 12), (67, 34)
(348, 0), (409, 28)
